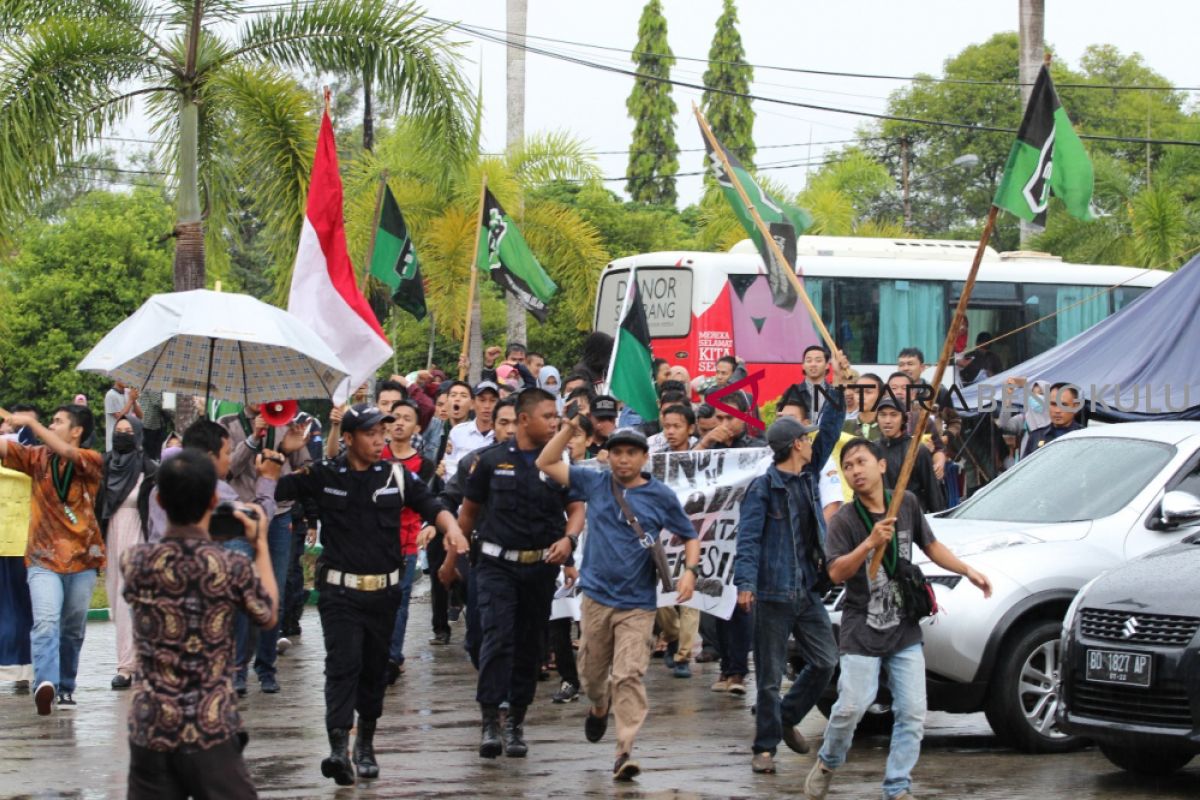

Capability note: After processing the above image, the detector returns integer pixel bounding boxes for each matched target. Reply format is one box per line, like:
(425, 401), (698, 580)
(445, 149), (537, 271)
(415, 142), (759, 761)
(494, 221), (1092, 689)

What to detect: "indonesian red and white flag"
(288, 111), (392, 403)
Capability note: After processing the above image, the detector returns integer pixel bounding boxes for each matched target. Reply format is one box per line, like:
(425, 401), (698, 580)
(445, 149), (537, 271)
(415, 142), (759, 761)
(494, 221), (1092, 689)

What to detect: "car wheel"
(984, 619), (1083, 754)
(1098, 743), (1194, 776)
(816, 696), (895, 738)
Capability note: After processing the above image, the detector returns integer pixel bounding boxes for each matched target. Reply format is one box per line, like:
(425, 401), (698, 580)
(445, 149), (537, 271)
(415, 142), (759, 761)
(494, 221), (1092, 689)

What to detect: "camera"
(209, 502), (259, 541)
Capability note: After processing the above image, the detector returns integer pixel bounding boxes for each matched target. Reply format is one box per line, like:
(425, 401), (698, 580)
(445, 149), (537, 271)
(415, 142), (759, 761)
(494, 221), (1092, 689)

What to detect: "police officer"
(458, 387), (584, 760)
(276, 403), (466, 786)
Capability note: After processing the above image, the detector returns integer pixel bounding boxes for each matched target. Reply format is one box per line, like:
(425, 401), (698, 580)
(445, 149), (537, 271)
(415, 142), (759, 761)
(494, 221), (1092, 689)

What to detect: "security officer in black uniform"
(276, 403), (466, 786)
(458, 387), (585, 760)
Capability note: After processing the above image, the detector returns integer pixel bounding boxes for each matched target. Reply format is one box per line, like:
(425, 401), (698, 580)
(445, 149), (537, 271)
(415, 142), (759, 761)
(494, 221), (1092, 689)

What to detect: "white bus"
(594, 236), (1167, 402)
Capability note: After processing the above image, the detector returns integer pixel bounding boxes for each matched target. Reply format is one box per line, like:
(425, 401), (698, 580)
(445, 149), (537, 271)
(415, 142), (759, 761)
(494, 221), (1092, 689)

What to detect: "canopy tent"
(958, 255), (1200, 422)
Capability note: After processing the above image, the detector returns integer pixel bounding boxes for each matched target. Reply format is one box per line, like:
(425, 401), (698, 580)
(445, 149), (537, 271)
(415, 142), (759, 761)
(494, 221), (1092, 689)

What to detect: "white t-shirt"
(443, 420), (495, 477)
(818, 456), (843, 511)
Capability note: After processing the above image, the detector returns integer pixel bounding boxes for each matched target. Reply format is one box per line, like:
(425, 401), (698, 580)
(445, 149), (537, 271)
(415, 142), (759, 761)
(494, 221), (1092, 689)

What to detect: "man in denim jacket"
(734, 380), (846, 775)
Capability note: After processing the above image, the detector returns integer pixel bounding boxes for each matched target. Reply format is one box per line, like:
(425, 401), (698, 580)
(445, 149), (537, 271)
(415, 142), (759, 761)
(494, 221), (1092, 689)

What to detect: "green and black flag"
(701, 124), (812, 311)
(994, 65), (1094, 225)
(607, 273), (659, 422)
(476, 188), (557, 323)
(368, 184), (427, 320)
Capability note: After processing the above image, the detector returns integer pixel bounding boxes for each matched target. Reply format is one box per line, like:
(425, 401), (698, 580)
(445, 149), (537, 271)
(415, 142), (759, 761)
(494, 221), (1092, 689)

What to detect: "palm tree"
(0, 0), (469, 291)
(342, 117), (604, 381)
(1032, 151), (1197, 270)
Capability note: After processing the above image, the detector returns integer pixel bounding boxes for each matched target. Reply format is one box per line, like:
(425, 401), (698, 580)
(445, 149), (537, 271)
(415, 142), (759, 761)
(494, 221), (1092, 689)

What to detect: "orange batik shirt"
(2, 443), (105, 573)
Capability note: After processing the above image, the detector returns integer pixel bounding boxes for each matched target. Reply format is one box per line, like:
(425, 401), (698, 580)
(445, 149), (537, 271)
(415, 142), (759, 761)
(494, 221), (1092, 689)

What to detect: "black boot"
(352, 717), (380, 780)
(479, 704), (503, 759)
(503, 705), (528, 758)
(321, 728), (355, 786)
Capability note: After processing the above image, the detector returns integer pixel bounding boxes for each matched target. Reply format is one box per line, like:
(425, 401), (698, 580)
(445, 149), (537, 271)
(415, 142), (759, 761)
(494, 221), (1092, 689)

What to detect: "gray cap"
(766, 416), (818, 453)
(604, 427), (649, 451)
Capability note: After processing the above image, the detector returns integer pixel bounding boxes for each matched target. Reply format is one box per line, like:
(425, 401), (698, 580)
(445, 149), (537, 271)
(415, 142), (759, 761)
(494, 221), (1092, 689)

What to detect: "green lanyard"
(853, 491), (896, 577)
(50, 455), (79, 524)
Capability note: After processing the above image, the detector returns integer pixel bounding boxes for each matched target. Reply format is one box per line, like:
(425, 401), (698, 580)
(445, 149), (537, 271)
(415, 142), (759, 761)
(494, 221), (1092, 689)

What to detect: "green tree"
(1032, 152), (1197, 270)
(625, 0), (679, 205)
(701, 0), (755, 168)
(0, 0), (469, 293)
(0, 189), (174, 412)
(342, 119), (606, 380)
(862, 34), (1196, 247)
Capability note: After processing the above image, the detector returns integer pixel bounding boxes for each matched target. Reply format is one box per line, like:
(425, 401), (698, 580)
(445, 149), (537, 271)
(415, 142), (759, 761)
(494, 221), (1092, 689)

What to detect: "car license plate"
(1085, 649), (1152, 688)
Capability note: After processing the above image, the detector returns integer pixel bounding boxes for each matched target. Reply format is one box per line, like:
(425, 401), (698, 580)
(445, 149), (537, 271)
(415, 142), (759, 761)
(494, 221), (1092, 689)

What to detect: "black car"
(1060, 508), (1200, 776)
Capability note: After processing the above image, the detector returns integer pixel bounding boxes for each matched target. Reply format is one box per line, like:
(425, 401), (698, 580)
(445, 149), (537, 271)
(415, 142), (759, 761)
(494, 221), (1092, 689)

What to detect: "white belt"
(324, 568), (401, 592)
(479, 541), (548, 564)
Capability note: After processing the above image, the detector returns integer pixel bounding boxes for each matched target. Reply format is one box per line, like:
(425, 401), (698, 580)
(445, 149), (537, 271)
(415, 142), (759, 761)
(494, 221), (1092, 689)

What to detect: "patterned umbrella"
(77, 290), (349, 407)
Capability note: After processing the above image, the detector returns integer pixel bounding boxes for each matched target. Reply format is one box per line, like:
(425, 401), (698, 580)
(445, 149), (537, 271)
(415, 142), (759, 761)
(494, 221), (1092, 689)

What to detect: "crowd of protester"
(0, 333), (1096, 798)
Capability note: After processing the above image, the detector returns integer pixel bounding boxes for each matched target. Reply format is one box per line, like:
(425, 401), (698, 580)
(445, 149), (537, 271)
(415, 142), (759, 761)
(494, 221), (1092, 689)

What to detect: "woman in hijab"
(100, 415), (157, 689)
(538, 366), (563, 411)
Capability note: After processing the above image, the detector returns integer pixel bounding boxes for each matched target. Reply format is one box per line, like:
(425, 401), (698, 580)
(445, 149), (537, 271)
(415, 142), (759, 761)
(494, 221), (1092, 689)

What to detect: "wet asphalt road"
(2, 585), (1198, 799)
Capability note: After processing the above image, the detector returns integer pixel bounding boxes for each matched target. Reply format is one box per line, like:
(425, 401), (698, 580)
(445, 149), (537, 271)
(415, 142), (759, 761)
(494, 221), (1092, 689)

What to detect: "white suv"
(821, 421), (1200, 753)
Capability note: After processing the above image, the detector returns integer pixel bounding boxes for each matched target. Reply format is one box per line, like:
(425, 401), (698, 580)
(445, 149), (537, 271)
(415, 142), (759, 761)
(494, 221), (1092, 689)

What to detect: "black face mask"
(112, 432), (137, 454)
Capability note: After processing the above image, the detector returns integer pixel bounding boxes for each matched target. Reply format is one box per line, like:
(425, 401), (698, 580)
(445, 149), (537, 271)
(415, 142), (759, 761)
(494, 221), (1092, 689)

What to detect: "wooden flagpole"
(692, 103), (842, 363)
(868, 205), (999, 579)
(459, 174), (488, 379)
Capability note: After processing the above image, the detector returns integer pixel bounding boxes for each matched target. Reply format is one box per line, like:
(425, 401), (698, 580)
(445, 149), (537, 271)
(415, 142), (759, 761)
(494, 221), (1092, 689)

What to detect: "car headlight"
(1061, 574), (1103, 640)
(950, 532), (1043, 558)
(926, 574), (962, 590)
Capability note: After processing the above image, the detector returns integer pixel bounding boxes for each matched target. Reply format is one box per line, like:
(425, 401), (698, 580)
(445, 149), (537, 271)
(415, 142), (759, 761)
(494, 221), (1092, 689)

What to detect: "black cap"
(605, 427), (649, 451)
(766, 417), (818, 453)
(873, 395), (904, 414)
(592, 395), (619, 419)
(473, 381), (500, 397)
(341, 403), (395, 433)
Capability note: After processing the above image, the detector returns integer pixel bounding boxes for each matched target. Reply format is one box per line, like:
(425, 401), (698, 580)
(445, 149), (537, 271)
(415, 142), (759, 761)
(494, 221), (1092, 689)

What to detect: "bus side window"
(830, 278), (878, 364)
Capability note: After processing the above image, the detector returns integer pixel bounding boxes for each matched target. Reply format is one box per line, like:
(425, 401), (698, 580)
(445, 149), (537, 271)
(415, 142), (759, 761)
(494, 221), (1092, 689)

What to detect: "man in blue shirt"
(537, 425), (700, 782)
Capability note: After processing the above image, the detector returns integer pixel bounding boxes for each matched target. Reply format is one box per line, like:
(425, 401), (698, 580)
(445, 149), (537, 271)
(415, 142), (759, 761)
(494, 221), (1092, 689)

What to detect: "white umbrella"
(77, 289), (349, 406)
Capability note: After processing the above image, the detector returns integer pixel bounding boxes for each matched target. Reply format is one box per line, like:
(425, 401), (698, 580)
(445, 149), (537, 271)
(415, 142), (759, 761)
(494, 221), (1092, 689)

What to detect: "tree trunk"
(468, 293), (483, 385)
(504, 0), (528, 346)
(362, 68), (374, 152)
(1018, 0), (1045, 246)
(173, 98), (205, 291)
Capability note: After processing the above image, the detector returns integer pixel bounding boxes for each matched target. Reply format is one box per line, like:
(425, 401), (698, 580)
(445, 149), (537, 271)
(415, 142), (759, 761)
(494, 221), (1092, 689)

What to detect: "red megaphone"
(259, 400), (299, 428)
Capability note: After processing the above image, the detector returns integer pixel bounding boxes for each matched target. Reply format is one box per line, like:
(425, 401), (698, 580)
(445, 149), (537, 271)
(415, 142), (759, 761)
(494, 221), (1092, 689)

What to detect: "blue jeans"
(27, 567), (97, 694)
(753, 590), (838, 754)
(223, 538), (256, 678)
(819, 643), (927, 800)
(717, 604), (754, 678)
(253, 514), (294, 681)
(388, 554), (419, 664)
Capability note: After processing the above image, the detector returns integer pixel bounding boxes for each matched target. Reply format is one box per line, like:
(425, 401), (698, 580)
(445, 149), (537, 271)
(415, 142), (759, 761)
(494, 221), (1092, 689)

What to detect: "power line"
(440, 18), (1200, 94)
(453, 23), (1200, 148)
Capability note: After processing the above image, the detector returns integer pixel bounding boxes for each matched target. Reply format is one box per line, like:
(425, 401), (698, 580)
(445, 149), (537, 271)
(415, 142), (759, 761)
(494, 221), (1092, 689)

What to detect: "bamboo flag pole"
(459, 173), (489, 379)
(868, 204), (1000, 579)
(692, 103), (843, 363)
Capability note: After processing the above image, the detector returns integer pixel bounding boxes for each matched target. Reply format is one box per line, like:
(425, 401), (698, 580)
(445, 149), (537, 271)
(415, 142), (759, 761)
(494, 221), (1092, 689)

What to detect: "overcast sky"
(105, 1), (1198, 208)
(418, 0), (1198, 205)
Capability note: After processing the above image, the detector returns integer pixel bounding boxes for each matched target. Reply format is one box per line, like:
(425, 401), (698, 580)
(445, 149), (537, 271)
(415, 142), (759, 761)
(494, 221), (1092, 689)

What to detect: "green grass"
(90, 576), (108, 610)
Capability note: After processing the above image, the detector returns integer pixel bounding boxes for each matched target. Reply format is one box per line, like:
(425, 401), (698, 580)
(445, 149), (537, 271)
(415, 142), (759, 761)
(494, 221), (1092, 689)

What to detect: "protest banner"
(552, 447), (772, 622)
(0, 466), (31, 557)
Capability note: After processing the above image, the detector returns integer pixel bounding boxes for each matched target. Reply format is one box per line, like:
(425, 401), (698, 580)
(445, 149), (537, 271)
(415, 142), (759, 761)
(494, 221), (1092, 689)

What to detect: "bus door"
(950, 280), (1024, 370)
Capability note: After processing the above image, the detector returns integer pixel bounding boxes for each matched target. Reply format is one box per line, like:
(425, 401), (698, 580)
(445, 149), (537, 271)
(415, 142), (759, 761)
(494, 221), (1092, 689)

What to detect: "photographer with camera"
(121, 449), (277, 800)
(275, 403), (466, 786)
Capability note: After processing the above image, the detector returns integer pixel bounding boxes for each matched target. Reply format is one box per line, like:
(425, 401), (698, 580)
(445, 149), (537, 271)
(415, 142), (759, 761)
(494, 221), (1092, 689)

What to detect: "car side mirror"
(1160, 490), (1200, 528)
